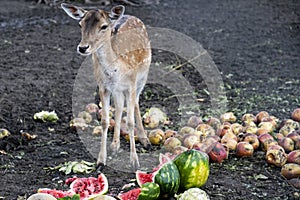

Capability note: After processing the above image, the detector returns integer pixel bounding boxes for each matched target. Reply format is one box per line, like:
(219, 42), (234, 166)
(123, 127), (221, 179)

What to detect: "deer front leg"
(135, 102), (151, 148)
(97, 88), (111, 166)
(126, 88), (140, 169)
(110, 92), (124, 154)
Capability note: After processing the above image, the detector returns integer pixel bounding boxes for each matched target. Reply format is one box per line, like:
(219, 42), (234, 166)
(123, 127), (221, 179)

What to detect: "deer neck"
(95, 38), (119, 72)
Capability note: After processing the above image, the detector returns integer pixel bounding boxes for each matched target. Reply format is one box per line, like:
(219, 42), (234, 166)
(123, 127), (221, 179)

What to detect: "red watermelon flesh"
(118, 188), (141, 200)
(136, 170), (155, 187)
(38, 188), (75, 198)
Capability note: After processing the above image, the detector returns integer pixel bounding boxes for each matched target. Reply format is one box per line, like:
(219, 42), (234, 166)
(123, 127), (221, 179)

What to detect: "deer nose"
(78, 45), (89, 54)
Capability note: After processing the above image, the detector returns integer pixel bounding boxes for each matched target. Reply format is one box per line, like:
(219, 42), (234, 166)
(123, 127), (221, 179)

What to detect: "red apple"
(287, 150), (300, 164)
(208, 142), (228, 163)
(291, 108), (300, 122)
(255, 111), (269, 124)
(236, 142), (254, 157)
(287, 131), (300, 142)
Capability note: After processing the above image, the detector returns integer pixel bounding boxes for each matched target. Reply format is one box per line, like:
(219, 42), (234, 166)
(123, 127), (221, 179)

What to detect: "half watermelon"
(38, 173), (108, 200)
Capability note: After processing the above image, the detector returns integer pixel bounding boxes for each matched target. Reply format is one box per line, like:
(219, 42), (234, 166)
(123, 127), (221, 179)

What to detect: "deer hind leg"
(126, 88), (140, 169)
(110, 92), (124, 154)
(97, 89), (111, 166)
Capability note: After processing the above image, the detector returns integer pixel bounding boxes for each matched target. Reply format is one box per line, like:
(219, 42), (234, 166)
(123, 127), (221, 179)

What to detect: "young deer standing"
(61, 3), (151, 169)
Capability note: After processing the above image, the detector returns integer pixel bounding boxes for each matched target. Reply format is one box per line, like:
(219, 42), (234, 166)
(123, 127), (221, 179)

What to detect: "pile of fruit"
(147, 108), (300, 188)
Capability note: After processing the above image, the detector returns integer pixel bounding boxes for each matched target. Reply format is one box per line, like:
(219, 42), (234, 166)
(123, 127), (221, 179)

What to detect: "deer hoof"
(139, 137), (151, 149)
(130, 153), (140, 170)
(110, 141), (120, 155)
(96, 162), (105, 171)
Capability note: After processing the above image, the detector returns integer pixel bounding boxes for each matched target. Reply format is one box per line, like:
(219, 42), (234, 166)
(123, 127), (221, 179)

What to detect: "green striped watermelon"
(138, 182), (160, 200)
(118, 183), (160, 200)
(173, 149), (209, 190)
(136, 155), (180, 197)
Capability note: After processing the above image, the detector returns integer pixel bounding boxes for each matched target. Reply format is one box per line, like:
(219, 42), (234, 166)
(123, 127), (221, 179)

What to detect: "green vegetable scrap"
(45, 160), (96, 175)
(34, 111), (59, 122)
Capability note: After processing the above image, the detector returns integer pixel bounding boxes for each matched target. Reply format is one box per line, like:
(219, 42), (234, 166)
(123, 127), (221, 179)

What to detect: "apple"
(221, 137), (237, 151)
(216, 122), (231, 137)
(287, 150), (300, 164)
(243, 125), (258, 135)
(278, 137), (294, 153)
(164, 129), (178, 140)
(220, 112), (237, 123)
(179, 126), (197, 136)
(266, 145), (287, 167)
(256, 128), (270, 136)
(242, 133), (260, 150)
(222, 131), (238, 142)
(208, 142), (228, 163)
(236, 142), (254, 157)
(255, 111), (269, 124)
(148, 129), (165, 145)
(258, 121), (275, 133)
(187, 116), (202, 128)
(183, 134), (199, 148)
(196, 124), (216, 137)
(279, 124), (295, 137)
(230, 123), (243, 135)
(206, 117), (222, 130)
(241, 113), (255, 123)
(258, 133), (274, 144)
(85, 103), (99, 114)
(164, 137), (182, 152)
(291, 108), (300, 122)
(281, 163), (300, 179)
(287, 131), (300, 142)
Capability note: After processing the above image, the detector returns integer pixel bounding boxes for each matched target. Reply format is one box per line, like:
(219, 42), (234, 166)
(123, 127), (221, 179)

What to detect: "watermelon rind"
(154, 161), (180, 196)
(137, 182), (160, 200)
(174, 149), (210, 190)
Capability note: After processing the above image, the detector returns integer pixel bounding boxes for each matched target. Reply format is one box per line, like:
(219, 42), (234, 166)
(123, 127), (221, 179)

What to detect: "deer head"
(61, 3), (125, 55)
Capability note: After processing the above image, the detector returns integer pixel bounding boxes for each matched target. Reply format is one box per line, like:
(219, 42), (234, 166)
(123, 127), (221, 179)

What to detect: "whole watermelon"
(174, 149), (209, 190)
(154, 161), (180, 196)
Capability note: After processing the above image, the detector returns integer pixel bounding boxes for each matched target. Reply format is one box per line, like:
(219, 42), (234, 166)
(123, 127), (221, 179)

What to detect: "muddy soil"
(0, 0), (300, 199)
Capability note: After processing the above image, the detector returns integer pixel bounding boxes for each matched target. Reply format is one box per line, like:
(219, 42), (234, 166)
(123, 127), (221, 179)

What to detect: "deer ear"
(61, 3), (86, 20)
(109, 5), (125, 20)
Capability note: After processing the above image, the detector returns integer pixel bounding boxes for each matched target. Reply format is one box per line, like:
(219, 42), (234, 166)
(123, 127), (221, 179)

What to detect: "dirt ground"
(0, 0), (300, 199)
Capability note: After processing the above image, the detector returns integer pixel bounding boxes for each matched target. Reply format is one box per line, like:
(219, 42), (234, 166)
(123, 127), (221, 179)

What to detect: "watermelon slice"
(37, 188), (75, 199)
(38, 173), (108, 200)
(118, 188), (141, 200)
(118, 183), (160, 200)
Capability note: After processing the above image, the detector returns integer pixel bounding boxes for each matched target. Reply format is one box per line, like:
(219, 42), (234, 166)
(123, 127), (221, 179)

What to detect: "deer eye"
(100, 25), (108, 30)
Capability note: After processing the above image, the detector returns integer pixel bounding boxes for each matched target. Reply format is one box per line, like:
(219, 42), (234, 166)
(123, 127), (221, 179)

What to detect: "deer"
(61, 3), (151, 169)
